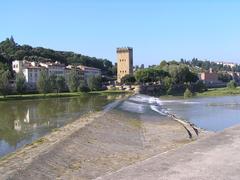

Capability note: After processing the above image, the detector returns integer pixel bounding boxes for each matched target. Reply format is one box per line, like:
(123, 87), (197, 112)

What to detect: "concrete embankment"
(0, 95), (207, 180)
(98, 124), (240, 180)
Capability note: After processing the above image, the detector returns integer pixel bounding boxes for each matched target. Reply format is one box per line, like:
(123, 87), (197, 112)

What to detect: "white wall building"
(216, 61), (237, 68)
(12, 60), (102, 89)
(78, 65), (101, 81)
(12, 60), (66, 89)
(40, 62), (66, 77)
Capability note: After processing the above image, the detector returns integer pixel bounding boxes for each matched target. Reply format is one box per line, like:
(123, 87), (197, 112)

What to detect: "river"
(114, 94), (240, 132)
(1, 93), (240, 158)
(0, 94), (123, 158)
(160, 95), (240, 131)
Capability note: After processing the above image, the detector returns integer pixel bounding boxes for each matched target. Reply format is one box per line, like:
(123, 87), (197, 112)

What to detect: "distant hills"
(0, 37), (115, 76)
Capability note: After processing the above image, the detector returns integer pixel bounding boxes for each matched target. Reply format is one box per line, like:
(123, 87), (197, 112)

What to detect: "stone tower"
(117, 47), (133, 83)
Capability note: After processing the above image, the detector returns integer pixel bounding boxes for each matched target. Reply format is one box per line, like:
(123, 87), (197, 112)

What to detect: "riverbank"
(196, 87), (240, 97)
(160, 87), (240, 99)
(0, 90), (132, 101)
(0, 96), (208, 179)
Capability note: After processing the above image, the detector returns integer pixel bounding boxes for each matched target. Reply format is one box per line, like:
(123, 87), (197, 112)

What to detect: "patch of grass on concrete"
(127, 119), (142, 128)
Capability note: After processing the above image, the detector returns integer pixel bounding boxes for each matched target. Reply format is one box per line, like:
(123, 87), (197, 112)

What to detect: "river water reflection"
(160, 95), (240, 132)
(0, 94), (122, 157)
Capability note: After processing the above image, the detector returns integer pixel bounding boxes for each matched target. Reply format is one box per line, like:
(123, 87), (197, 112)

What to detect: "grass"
(0, 90), (131, 101)
(127, 119), (142, 128)
(196, 87), (240, 97)
(160, 87), (240, 99)
(89, 89), (132, 95)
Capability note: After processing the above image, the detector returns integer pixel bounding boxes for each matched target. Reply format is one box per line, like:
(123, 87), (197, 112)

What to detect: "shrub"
(194, 80), (207, 93)
(37, 70), (50, 94)
(184, 88), (193, 98)
(78, 85), (90, 92)
(16, 72), (26, 94)
(121, 74), (136, 85)
(227, 80), (237, 89)
(87, 76), (102, 91)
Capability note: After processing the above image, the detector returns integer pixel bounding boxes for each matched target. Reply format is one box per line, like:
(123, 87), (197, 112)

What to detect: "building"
(12, 60), (67, 89)
(77, 65), (101, 82)
(117, 47), (133, 83)
(216, 61), (237, 68)
(39, 61), (66, 77)
(13, 60), (43, 89)
(199, 68), (219, 83)
(12, 60), (101, 89)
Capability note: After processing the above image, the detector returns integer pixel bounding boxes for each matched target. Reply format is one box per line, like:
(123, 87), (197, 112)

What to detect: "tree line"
(121, 61), (207, 96)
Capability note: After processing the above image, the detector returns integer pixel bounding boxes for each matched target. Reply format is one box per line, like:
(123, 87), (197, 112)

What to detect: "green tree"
(78, 84), (90, 92)
(163, 76), (173, 92)
(67, 69), (81, 92)
(16, 72), (26, 94)
(0, 70), (11, 97)
(218, 73), (232, 82)
(87, 76), (102, 91)
(49, 74), (57, 92)
(159, 60), (168, 68)
(37, 69), (50, 94)
(56, 76), (66, 93)
(121, 74), (136, 85)
(227, 80), (237, 89)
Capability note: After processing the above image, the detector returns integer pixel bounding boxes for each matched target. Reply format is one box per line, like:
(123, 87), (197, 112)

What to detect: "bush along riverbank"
(161, 87), (240, 99)
(196, 87), (240, 97)
(0, 90), (132, 101)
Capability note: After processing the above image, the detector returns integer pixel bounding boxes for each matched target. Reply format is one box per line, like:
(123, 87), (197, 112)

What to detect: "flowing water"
(115, 94), (240, 132)
(0, 94), (123, 157)
(160, 95), (240, 131)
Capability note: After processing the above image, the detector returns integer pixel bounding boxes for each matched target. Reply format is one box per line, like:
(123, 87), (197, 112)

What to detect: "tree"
(227, 80), (237, 89)
(67, 69), (81, 92)
(159, 60), (168, 68)
(0, 37), (113, 75)
(37, 69), (50, 94)
(78, 84), (90, 92)
(121, 74), (136, 85)
(168, 64), (198, 84)
(16, 72), (26, 94)
(218, 73), (232, 82)
(194, 80), (207, 93)
(163, 76), (173, 92)
(87, 76), (102, 91)
(48, 74), (57, 92)
(0, 70), (11, 97)
(56, 76), (66, 93)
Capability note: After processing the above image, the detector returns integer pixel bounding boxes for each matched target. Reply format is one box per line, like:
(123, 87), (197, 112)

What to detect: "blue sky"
(1, 0), (240, 66)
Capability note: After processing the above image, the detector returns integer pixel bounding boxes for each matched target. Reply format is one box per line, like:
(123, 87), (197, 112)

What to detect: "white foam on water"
(150, 105), (168, 116)
(183, 101), (200, 104)
(119, 101), (145, 114)
(128, 94), (151, 104)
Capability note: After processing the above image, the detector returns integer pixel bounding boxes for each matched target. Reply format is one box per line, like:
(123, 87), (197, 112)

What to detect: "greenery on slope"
(0, 36), (116, 76)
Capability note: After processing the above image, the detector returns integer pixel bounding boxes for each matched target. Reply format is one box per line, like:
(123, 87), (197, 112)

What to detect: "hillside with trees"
(0, 37), (115, 76)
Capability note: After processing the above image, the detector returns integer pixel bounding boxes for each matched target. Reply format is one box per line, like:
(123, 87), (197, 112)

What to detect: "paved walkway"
(98, 125), (240, 180)
(0, 110), (196, 180)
